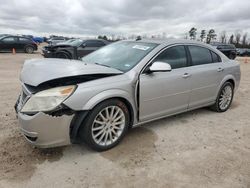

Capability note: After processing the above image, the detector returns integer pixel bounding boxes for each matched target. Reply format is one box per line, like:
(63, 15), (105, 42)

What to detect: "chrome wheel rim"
(91, 106), (125, 146)
(219, 86), (233, 110)
(27, 47), (33, 53)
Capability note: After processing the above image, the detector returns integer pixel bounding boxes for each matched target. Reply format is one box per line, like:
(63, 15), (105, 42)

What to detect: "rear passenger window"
(189, 46), (212, 66)
(19, 38), (31, 42)
(153, 45), (187, 69)
(211, 51), (221, 63)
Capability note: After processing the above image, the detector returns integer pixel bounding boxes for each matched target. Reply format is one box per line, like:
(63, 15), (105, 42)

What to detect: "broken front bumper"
(18, 112), (74, 148)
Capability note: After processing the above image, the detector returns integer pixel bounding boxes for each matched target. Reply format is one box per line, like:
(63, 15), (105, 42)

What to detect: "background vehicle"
(47, 37), (67, 45)
(237, 48), (250, 56)
(32, 36), (44, 44)
(16, 39), (240, 151)
(210, 42), (237, 59)
(0, 35), (38, 53)
(42, 39), (109, 59)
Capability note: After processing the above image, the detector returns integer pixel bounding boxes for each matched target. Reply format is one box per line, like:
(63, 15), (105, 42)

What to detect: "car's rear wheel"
(56, 52), (71, 59)
(79, 99), (130, 151)
(229, 52), (236, 59)
(25, 46), (34, 54)
(210, 82), (234, 112)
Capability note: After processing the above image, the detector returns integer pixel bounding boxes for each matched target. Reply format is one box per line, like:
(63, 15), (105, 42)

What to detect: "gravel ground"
(0, 48), (249, 188)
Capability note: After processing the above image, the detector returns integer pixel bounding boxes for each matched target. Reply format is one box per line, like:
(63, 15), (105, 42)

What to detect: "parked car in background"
(0, 34), (10, 37)
(210, 42), (237, 59)
(32, 37), (44, 44)
(16, 39), (240, 151)
(0, 35), (37, 53)
(42, 39), (109, 59)
(237, 48), (250, 56)
(47, 37), (67, 45)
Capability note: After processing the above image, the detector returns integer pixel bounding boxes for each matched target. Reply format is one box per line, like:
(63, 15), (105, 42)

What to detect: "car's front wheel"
(79, 99), (130, 151)
(56, 52), (71, 59)
(210, 82), (234, 112)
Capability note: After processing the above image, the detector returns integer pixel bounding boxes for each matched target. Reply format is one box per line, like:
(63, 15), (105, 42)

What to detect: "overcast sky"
(0, 0), (250, 38)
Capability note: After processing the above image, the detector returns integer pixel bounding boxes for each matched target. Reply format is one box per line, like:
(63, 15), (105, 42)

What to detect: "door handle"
(217, 68), (224, 72)
(182, 73), (191, 78)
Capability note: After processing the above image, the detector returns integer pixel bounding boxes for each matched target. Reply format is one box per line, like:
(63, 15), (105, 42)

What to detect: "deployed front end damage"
(18, 112), (74, 148)
(15, 59), (122, 148)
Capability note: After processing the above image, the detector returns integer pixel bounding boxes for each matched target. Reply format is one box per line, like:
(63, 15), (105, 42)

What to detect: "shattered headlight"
(21, 85), (76, 113)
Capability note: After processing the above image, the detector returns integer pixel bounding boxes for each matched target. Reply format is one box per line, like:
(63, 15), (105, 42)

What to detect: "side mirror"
(148, 61), (172, 73)
(81, 43), (86, 48)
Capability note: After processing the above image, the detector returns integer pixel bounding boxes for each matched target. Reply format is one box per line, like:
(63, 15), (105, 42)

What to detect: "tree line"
(187, 27), (250, 48)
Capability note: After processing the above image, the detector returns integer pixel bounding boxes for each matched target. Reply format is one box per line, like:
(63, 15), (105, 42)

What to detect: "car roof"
(124, 38), (214, 47)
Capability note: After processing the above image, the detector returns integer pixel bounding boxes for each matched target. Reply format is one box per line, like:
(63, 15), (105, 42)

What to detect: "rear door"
(17, 37), (30, 51)
(139, 45), (191, 121)
(187, 45), (224, 109)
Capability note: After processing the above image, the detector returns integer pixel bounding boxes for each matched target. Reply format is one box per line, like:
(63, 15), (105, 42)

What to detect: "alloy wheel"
(219, 85), (233, 110)
(91, 106), (126, 146)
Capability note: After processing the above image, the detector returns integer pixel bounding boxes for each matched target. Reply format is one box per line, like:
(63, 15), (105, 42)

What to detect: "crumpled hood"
(20, 58), (122, 86)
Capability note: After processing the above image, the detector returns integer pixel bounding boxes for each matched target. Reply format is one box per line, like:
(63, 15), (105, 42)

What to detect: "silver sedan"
(15, 39), (241, 151)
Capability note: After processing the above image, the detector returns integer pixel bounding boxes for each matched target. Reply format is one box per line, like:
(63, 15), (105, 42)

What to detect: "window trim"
(142, 44), (189, 74)
(187, 45), (216, 66)
(2, 36), (17, 42)
(18, 37), (32, 42)
(210, 50), (222, 63)
(84, 40), (105, 47)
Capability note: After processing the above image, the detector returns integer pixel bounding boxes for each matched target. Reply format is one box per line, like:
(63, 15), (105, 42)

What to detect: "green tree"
(200, 30), (206, 42)
(189, 27), (197, 40)
(206, 29), (217, 43)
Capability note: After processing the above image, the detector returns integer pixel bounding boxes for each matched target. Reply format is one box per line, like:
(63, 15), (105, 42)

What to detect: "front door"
(139, 45), (191, 121)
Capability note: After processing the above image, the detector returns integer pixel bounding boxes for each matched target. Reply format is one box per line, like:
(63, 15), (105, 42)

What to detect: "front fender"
(82, 89), (135, 110)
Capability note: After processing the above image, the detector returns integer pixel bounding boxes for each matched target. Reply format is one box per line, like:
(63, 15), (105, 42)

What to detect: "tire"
(25, 46), (34, 54)
(229, 53), (236, 60)
(56, 52), (71, 59)
(79, 99), (130, 151)
(210, 82), (234, 112)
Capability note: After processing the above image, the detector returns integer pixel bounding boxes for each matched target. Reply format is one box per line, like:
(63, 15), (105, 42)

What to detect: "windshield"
(81, 41), (158, 72)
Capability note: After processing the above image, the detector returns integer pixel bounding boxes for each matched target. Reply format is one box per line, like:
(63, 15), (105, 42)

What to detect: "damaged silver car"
(15, 39), (241, 151)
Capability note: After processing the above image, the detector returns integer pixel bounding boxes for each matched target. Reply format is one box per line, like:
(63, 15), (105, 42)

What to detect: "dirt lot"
(0, 48), (249, 188)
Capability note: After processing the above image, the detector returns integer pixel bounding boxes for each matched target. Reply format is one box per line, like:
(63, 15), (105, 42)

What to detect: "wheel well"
(90, 97), (134, 128)
(24, 45), (34, 49)
(56, 50), (72, 59)
(114, 97), (134, 128)
(226, 79), (235, 89)
(71, 97), (135, 143)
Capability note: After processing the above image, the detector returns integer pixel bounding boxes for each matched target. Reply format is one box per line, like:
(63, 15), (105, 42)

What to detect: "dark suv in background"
(210, 42), (237, 59)
(42, 39), (109, 59)
(0, 35), (38, 53)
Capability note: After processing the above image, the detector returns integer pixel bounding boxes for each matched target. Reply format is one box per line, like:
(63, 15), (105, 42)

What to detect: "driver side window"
(153, 45), (187, 69)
